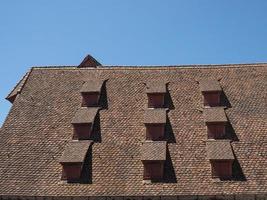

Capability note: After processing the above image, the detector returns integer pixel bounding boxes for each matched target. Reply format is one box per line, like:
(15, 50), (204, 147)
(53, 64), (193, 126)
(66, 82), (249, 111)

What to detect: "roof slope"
(0, 64), (266, 196)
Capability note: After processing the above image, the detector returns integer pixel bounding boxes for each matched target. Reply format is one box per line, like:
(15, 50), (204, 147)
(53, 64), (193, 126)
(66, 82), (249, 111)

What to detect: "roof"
(206, 140), (234, 160)
(0, 64), (266, 196)
(199, 79), (222, 92)
(6, 71), (31, 103)
(144, 109), (167, 124)
(59, 140), (92, 163)
(141, 141), (167, 161)
(146, 82), (167, 93)
(71, 107), (99, 124)
(80, 80), (103, 93)
(203, 107), (228, 123)
(78, 54), (101, 68)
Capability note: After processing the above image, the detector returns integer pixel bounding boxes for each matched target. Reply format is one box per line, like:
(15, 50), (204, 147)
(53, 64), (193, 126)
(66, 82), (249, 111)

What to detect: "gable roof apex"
(78, 54), (102, 68)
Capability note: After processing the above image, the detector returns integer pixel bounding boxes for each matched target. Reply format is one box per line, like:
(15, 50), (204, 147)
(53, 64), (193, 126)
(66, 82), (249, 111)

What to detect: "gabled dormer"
(141, 141), (166, 181)
(59, 140), (92, 182)
(146, 82), (166, 108)
(199, 79), (222, 107)
(206, 140), (234, 180)
(144, 109), (166, 141)
(80, 80), (103, 107)
(71, 107), (99, 140)
(203, 107), (228, 139)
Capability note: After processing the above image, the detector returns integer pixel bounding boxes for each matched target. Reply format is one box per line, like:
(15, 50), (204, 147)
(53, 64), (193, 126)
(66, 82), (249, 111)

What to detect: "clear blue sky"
(1, 0), (267, 126)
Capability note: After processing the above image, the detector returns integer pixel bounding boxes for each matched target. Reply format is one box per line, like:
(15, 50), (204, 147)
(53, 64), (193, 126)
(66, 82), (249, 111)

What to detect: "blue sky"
(1, 0), (267, 126)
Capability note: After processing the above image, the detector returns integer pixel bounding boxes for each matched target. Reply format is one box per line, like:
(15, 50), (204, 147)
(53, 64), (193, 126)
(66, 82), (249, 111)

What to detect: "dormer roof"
(199, 79), (222, 92)
(71, 107), (99, 124)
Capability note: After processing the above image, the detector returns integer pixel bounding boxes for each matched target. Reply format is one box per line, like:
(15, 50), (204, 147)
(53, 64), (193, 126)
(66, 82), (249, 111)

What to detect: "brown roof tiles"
(59, 140), (92, 163)
(206, 140), (234, 160)
(78, 54), (101, 68)
(71, 107), (99, 124)
(0, 64), (266, 196)
(146, 82), (166, 93)
(144, 109), (167, 124)
(80, 80), (103, 93)
(141, 141), (167, 161)
(199, 79), (222, 92)
(203, 107), (228, 123)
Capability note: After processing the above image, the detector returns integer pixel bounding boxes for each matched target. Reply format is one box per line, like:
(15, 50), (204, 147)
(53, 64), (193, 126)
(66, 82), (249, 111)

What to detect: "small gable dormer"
(203, 107), (228, 139)
(80, 80), (103, 107)
(199, 79), (222, 107)
(144, 109), (166, 141)
(141, 141), (166, 181)
(71, 107), (99, 140)
(146, 82), (166, 108)
(59, 141), (92, 182)
(206, 140), (234, 180)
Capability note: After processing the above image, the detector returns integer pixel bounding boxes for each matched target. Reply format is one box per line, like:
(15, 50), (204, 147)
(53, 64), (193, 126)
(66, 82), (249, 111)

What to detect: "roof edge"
(5, 68), (33, 103)
(30, 62), (267, 70)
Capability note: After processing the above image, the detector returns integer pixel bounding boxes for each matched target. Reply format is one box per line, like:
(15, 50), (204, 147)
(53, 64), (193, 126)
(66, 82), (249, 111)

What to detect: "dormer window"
(80, 80), (103, 107)
(206, 140), (234, 179)
(59, 141), (92, 182)
(203, 107), (228, 139)
(146, 82), (166, 108)
(144, 109), (166, 140)
(71, 107), (99, 140)
(199, 79), (222, 107)
(141, 141), (166, 180)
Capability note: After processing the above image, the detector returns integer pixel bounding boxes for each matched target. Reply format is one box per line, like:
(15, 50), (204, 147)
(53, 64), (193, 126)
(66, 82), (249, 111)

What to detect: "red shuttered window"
(62, 163), (83, 182)
(203, 92), (221, 107)
(146, 124), (165, 141)
(81, 92), (100, 107)
(211, 160), (233, 179)
(143, 162), (164, 180)
(207, 123), (226, 139)
(73, 124), (92, 140)
(148, 94), (165, 108)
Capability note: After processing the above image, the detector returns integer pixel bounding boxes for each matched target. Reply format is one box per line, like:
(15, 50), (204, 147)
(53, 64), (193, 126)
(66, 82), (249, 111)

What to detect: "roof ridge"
(30, 63), (267, 70)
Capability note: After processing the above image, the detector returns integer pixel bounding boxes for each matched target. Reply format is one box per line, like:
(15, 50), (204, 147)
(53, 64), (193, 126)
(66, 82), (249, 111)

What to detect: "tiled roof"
(0, 64), (266, 196)
(144, 109), (166, 124)
(59, 140), (92, 163)
(6, 71), (31, 103)
(80, 80), (103, 93)
(206, 140), (234, 160)
(141, 141), (167, 161)
(78, 54), (101, 68)
(71, 107), (99, 124)
(146, 82), (166, 93)
(203, 107), (228, 123)
(199, 79), (222, 92)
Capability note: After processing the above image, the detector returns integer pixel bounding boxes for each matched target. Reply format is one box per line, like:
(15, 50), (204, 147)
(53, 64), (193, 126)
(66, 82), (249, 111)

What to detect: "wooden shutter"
(207, 123), (225, 139)
(144, 163), (152, 180)
(204, 92), (221, 107)
(73, 124), (92, 140)
(211, 161), (232, 179)
(62, 163), (83, 182)
(82, 92), (100, 107)
(146, 124), (165, 140)
(148, 94), (165, 108)
(143, 162), (164, 180)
